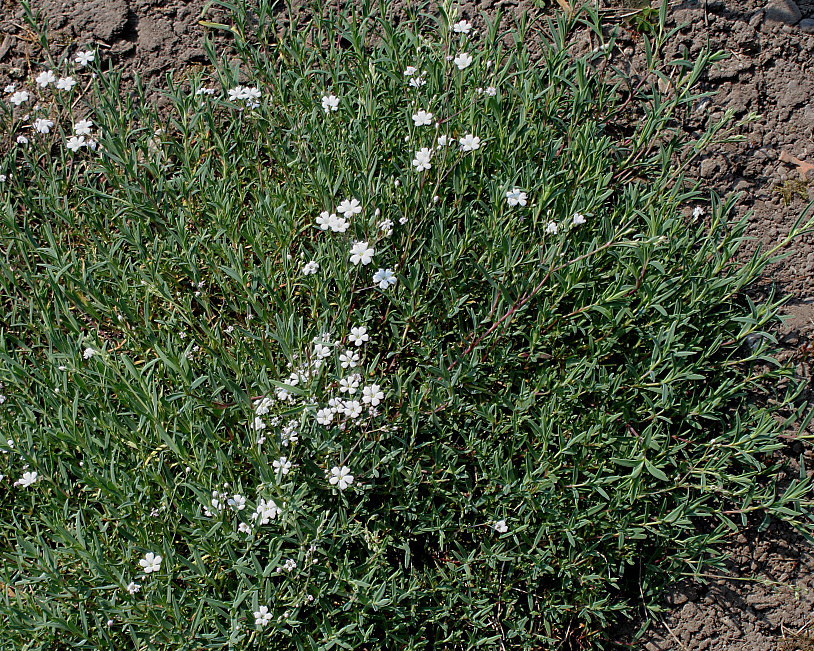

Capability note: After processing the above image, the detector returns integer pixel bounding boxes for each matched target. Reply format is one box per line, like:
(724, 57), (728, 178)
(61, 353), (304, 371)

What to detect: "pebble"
(800, 18), (814, 33)
(764, 0), (802, 25)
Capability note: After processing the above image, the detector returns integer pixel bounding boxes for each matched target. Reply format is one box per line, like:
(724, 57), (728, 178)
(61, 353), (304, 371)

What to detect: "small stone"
(764, 0), (802, 26)
(799, 18), (814, 33)
(700, 158), (718, 178)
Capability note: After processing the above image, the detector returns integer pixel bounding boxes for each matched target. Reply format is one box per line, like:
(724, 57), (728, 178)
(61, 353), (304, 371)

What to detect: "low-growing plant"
(0, 1), (813, 649)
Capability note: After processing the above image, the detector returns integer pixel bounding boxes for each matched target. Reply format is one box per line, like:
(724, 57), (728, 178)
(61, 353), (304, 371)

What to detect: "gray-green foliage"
(0, 1), (812, 648)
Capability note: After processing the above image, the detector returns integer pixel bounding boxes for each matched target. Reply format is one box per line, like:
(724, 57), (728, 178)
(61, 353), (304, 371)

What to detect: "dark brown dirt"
(2, 0), (813, 648)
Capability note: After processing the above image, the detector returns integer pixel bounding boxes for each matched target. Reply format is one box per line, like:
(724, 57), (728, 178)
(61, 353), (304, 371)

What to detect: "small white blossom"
(485, 86), (497, 96)
(348, 326), (369, 347)
(227, 494), (247, 511)
(329, 214), (349, 233)
(273, 456), (292, 475)
(493, 519), (509, 533)
(138, 552), (162, 574)
(572, 212), (586, 226)
(339, 350), (359, 368)
(16, 135), (28, 145)
(329, 465), (354, 490)
(33, 118), (54, 134)
(404, 66), (418, 76)
(254, 605), (273, 628)
(372, 268), (397, 289)
(252, 416), (266, 431)
(302, 261), (319, 276)
(459, 133), (481, 152)
(339, 373), (361, 394)
(56, 77), (77, 91)
(316, 211), (334, 230)
(362, 384), (384, 406)
(253, 498), (281, 524)
(254, 396), (273, 416)
(322, 93), (339, 112)
(337, 198), (362, 218)
(412, 147), (432, 172)
(453, 52), (473, 70)
(692, 206), (704, 220)
(67, 136), (87, 152)
(74, 119), (93, 136)
(35, 71), (56, 87)
(316, 407), (334, 425)
(238, 522), (252, 534)
(126, 581), (140, 594)
(452, 19), (473, 34)
(83, 347), (96, 359)
(74, 50), (95, 67)
(313, 343), (331, 359)
(378, 219), (393, 236)
(546, 221), (559, 235)
(505, 188), (527, 207)
(14, 471), (38, 487)
(349, 241), (375, 266)
(343, 399), (363, 419)
(437, 134), (450, 147)
(412, 110), (434, 126)
(10, 90), (30, 106)
(409, 74), (427, 88)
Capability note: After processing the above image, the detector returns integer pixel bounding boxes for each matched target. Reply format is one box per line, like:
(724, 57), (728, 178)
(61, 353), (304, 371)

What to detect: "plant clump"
(0, 1), (812, 648)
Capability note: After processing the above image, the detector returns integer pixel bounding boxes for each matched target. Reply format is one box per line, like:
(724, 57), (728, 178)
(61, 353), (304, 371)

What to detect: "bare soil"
(1, 0), (813, 648)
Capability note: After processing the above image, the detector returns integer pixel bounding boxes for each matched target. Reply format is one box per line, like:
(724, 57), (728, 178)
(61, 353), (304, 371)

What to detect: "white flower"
(238, 522), (252, 534)
(56, 77), (76, 91)
(412, 110), (434, 126)
(437, 134), (450, 147)
(196, 87), (216, 96)
(329, 466), (354, 490)
(337, 198), (362, 218)
(362, 384), (384, 406)
(316, 211), (334, 230)
(348, 326), (369, 347)
(254, 396), (273, 416)
(572, 212), (586, 226)
(138, 552), (162, 574)
(378, 219), (393, 236)
(83, 347), (96, 359)
(493, 519), (508, 534)
(33, 118), (54, 134)
(339, 373), (361, 394)
(329, 214), (349, 232)
(16, 135), (28, 145)
(243, 86), (261, 101)
(409, 75), (427, 88)
(373, 268), (397, 289)
(4, 84), (15, 93)
(316, 407), (334, 425)
(74, 119), (93, 135)
(67, 136), (87, 152)
(254, 605), (273, 628)
(343, 399), (363, 419)
(322, 93), (339, 112)
(459, 133), (481, 152)
(252, 416), (266, 431)
(273, 456), (292, 475)
(228, 494), (246, 511)
(283, 558), (297, 572)
(339, 350), (359, 368)
(412, 148), (432, 172)
(692, 206), (704, 219)
(485, 86), (497, 96)
(126, 581), (140, 594)
(35, 71), (56, 87)
(0, 174), (6, 182)
(546, 221), (559, 235)
(313, 343), (331, 359)
(403, 66), (418, 76)
(9, 90), (29, 106)
(505, 188), (527, 207)
(253, 498), (281, 524)
(302, 261), (319, 276)
(227, 86), (245, 101)
(74, 50), (95, 66)
(453, 52), (473, 70)
(14, 471), (38, 487)
(349, 241), (375, 266)
(453, 19), (473, 34)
